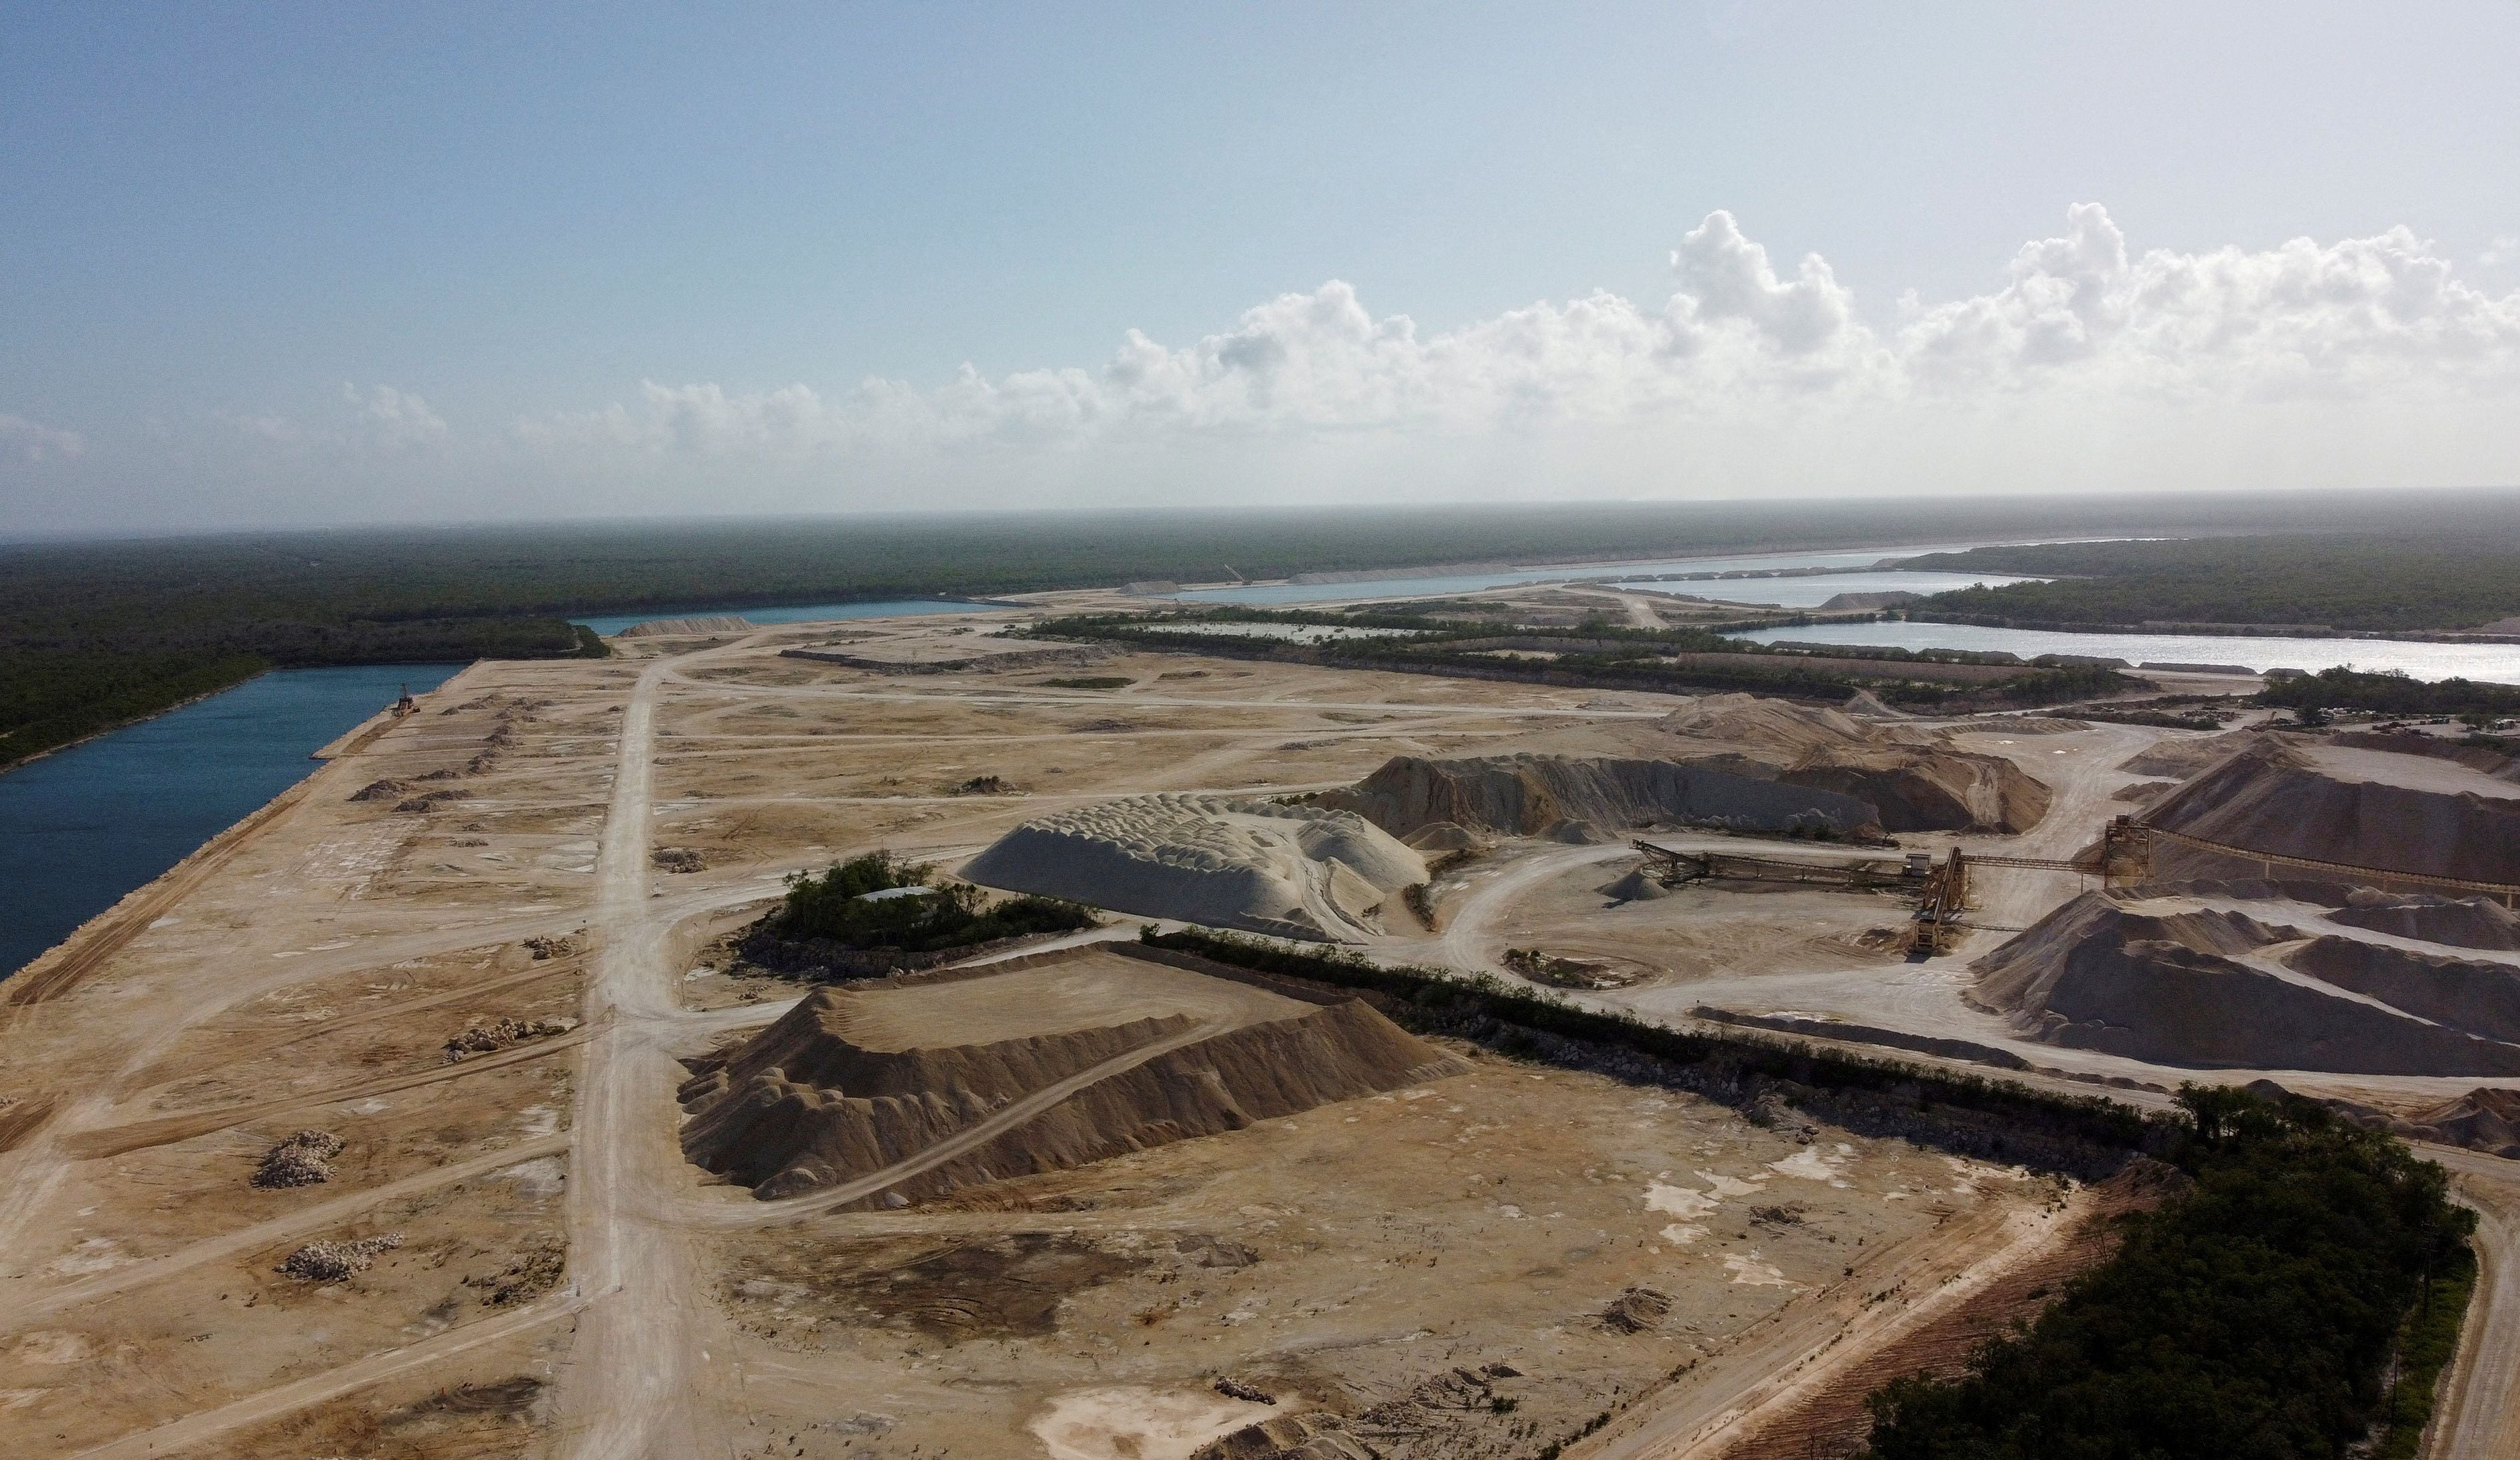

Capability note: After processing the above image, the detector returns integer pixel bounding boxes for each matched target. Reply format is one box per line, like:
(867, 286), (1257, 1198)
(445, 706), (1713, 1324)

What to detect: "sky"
(3, 1), (2517, 536)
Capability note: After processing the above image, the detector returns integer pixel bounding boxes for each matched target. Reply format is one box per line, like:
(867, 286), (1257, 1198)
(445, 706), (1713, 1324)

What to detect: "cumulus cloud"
(343, 382), (448, 448)
(0, 412), (86, 462)
(516, 206), (2520, 469)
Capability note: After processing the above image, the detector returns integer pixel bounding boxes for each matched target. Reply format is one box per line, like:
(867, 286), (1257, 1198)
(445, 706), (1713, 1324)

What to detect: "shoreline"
(0, 664), (270, 780)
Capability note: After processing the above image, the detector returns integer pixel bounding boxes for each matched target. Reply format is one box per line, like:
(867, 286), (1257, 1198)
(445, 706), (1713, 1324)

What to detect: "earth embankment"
(680, 954), (1457, 1203)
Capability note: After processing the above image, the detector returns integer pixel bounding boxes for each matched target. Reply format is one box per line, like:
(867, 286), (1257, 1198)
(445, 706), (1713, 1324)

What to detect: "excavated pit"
(680, 949), (1462, 1205)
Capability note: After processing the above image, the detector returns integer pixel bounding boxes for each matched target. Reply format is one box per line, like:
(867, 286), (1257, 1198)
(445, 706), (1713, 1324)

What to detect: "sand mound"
(2114, 730), (2260, 780)
(2144, 739), (2520, 885)
(680, 955), (1454, 1203)
(1402, 821), (1482, 853)
(2284, 936), (2520, 1044)
(2393, 1087), (2520, 1157)
(1599, 868), (1675, 902)
(1644, 694), (2051, 832)
(1316, 753), (1883, 843)
(2328, 890), (2520, 950)
(961, 794), (1427, 941)
(1974, 893), (2520, 1076)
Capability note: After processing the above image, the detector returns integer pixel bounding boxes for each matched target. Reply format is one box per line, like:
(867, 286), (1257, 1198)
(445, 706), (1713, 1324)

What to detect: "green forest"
(1905, 535), (2520, 633)
(1859, 1086), (2475, 1460)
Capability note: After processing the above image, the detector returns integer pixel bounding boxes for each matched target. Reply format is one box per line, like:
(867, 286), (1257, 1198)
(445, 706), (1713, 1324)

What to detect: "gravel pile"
(279, 1233), (402, 1282)
(250, 1130), (345, 1188)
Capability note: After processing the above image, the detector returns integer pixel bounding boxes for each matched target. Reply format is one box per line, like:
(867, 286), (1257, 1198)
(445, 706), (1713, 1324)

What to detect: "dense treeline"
(1859, 1086), (2476, 1460)
(1905, 535), (2520, 633)
(2256, 666), (2520, 719)
(9, 489), (2518, 770)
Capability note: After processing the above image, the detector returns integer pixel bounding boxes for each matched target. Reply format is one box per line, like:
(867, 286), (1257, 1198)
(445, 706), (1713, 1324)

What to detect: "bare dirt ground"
(4, 605), (2515, 1459)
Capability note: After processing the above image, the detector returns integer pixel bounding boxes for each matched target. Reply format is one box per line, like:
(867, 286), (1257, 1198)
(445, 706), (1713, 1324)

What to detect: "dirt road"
(546, 650), (741, 1460)
(2426, 1147), (2520, 1459)
(1574, 1195), (2089, 1460)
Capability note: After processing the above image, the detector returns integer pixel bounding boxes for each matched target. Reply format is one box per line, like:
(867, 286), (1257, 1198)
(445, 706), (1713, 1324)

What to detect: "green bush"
(773, 853), (1094, 952)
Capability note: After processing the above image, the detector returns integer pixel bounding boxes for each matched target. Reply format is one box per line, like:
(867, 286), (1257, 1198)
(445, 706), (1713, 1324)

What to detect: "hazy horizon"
(5, 3), (2517, 534)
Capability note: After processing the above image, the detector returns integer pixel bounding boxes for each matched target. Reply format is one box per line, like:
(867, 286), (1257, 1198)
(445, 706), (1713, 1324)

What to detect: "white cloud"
(343, 382), (448, 448)
(518, 206), (2520, 467)
(0, 412), (86, 462)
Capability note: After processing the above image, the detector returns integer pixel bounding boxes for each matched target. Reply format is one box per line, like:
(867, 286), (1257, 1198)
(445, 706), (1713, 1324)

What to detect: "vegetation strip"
(1036, 607), (2136, 709)
(1855, 1086), (2477, 1460)
(2373, 1246), (2478, 1460)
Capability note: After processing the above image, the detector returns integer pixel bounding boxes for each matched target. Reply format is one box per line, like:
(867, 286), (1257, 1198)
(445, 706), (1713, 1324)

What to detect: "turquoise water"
(0, 663), (461, 980)
(1725, 622), (2520, 684)
(571, 598), (973, 635)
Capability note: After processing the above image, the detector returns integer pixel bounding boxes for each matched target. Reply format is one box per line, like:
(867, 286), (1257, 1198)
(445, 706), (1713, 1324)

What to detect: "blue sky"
(4, 2), (2517, 533)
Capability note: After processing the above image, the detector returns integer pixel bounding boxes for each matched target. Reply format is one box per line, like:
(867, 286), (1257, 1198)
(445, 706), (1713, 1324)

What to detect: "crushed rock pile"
(1601, 1285), (1672, 1333)
(680, 982), (1456, 1204)
(960, 794), (1426, 941)
(1973, 893), (2520, 1076)
(1320, 693), (2049, 842)
(2142, 738), (2520, 886)
(2327, 889), (2520, 950)
(2114, 730), (2261, 780)
(444, 1016), (575, 1062)
(1599, 867), (1676, 902)
(279, 1232), (402, 1282)
(251, 1129), (345, 1188)
(2284, 937), (2520, 1044)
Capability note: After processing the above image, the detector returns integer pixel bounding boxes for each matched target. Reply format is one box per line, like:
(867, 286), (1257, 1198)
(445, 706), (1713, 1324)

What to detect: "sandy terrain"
(4, 601), (2518, 1459)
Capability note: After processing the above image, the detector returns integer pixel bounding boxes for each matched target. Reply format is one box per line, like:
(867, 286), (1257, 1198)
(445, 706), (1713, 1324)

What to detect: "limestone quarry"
(9, 595), (2520, 1460)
